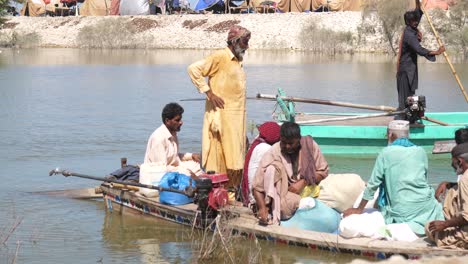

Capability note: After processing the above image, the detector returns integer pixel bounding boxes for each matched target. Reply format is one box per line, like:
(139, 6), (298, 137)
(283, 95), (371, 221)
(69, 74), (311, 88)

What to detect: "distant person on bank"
(144, 102), (201, 176)
(252, 122), (329, 225)
(343, 120), (444, 236)
(396, 0), (445, 119)
(427, 142), (468, 249)
(187, 25), (251, 188)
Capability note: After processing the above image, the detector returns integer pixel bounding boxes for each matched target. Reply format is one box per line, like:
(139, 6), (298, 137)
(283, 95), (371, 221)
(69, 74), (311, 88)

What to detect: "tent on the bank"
(80, 0), (112, 16)
(21, 0), (46, 16)
(187, 0), (224, 11)
(277, 0), (362, 13)
(408, 0), (456, 10)
(109, 0), (120, 15)
(119, 0), (150, 15)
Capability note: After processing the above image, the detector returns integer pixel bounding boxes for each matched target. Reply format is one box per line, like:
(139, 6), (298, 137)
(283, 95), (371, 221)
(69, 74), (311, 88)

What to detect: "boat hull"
(291, 112), (468, 154)
(100, 184), (468, 260)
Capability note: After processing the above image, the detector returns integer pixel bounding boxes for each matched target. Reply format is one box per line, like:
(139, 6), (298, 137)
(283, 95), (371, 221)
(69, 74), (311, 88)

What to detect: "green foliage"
(359, 0), (408, 55)
(300, 21), (353, 55)
(78, 19), (142, 49)
(0, 31), (40, 48)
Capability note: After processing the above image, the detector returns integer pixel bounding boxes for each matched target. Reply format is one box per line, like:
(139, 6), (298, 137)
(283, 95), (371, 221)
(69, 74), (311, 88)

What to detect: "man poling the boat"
(427, 142), (468, 249)
(395, 0), (445, 121)
(252, 122), (329, 225)
(188, 25), (251, 191)
(343, 120), (444, 236)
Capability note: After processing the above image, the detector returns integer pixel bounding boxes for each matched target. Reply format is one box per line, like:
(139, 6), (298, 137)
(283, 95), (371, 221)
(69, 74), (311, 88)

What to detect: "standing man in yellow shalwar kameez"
(187, 25), (251, 189)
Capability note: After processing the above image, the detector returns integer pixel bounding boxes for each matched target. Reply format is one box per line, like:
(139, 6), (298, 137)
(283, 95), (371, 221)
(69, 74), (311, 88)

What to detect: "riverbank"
(0, 12), (391, 52)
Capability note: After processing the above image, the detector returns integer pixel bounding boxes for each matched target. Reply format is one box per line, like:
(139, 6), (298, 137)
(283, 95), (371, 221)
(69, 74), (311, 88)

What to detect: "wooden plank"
(433, 140), (456, 154)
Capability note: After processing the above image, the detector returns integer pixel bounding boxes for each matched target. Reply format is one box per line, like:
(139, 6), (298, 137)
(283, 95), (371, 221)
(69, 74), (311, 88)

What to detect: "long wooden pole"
(295, 111), (405, 125)
(257, 93), (449, 126)
(49, 168), (194, 197)
(257, 93), (398, 112)
(420, 5), (468, 102)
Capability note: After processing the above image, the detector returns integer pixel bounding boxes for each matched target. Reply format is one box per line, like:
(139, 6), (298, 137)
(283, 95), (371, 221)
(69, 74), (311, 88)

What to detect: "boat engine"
(194, 171), (229, 212)
(405, 95), (426, 123)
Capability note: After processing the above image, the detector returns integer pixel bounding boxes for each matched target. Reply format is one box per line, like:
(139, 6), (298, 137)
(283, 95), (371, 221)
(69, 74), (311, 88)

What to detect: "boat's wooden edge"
(99, 184), (468, 258)
(432, 140), (456, 154)
(226, 216), (467, 257)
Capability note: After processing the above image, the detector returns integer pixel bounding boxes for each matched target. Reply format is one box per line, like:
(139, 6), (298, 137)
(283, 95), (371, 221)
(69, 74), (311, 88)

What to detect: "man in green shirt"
(343, 120), (444, 236)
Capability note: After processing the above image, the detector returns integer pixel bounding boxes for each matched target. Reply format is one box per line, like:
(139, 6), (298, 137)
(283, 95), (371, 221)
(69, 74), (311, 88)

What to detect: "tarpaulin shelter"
(408, 0), (456, 10)
(187, 0), (223, 11)
(21, 0), (46, 16)
(109, 0), (119, 15)
(277, 0), (362, 13)
(119, 0), (150, 15)
(80, 0), (112, 16)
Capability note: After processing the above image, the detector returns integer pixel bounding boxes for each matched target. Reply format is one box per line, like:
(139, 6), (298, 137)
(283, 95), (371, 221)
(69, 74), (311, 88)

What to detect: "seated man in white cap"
(343, 120), (444, 236)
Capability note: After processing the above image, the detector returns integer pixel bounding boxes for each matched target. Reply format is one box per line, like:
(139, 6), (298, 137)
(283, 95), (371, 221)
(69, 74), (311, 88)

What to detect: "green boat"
(259, 90), (467, 155)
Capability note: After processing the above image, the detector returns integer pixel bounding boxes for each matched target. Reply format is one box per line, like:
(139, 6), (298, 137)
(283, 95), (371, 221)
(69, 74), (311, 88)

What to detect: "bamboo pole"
(256, 93), (398, 112)
(295, 111), (405, 125)
(420, 5), (468, 102)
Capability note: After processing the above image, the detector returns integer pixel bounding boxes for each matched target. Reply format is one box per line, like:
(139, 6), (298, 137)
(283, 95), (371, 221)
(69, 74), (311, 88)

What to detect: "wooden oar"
(295, 111), (405, 125)
(421, 4), (468, 103)
(432, 140), (456, 154)
(49, 168), (195, 197)
(257, 93), (396, 112)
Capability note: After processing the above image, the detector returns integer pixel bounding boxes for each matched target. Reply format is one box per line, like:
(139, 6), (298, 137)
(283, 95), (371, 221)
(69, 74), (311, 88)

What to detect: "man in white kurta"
(144, 103), (201, 176)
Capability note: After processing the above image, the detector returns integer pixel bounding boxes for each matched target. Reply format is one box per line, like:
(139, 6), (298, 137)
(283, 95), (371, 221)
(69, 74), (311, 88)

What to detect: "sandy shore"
(0, 13), (391, 51)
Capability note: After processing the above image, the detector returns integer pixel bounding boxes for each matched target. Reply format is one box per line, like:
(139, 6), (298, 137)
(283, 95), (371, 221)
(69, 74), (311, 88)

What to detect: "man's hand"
(342, 208), (363, 218)
(435, 181), (449, 202)
(206, 90), (225, 109)
(437, 45), (446, 55)
(428, 220), (447, 234)
(192, 153), (201, 163)
(288, 179), (306, 194)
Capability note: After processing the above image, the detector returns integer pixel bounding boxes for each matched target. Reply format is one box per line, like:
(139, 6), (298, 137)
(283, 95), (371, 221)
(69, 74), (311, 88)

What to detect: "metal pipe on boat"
(294, 111), (405, 124)
(256, 93), (397, 112)
(48, 168), (194, 197)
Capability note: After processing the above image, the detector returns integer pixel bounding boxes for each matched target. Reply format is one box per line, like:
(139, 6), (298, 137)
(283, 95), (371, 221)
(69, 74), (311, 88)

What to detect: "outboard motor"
(193, 171), (229, 226)
(405, 95), (426, 124)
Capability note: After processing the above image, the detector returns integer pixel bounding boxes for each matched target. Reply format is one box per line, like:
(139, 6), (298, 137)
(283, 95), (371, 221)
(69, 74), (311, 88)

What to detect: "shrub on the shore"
(0, 30), (40, 48)
(300, 21), (353, 55)
(78, 19), (153, 49)
(359, 0), (407, 55)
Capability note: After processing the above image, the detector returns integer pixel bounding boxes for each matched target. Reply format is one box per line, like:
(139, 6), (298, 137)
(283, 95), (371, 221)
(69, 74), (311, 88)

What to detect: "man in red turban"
(242, 122), (281, 206)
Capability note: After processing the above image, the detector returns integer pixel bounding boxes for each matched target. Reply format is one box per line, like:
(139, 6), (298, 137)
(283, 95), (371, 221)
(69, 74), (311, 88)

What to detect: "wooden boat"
(100, 184), (468, 260)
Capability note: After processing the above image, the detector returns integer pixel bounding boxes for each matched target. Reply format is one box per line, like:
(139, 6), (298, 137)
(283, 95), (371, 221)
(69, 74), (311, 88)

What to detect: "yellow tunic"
(187, 47), (246, 175)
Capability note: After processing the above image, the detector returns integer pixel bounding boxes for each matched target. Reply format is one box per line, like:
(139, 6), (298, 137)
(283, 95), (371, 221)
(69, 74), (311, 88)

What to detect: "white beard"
(234, 45), (246, 61)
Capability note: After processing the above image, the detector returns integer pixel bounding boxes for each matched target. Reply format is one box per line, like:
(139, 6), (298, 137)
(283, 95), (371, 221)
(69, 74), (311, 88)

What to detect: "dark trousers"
(396, 71), (416, 111)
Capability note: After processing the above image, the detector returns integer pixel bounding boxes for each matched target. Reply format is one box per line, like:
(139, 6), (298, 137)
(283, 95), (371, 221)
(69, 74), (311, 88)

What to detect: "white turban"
(388, 120), (409, 131)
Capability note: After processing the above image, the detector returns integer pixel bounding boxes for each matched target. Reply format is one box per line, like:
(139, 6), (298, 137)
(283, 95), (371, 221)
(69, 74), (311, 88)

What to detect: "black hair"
(404, 10), (420, 26)
(280, 122), (301, 139)
(455, 128), (468, 145)
(161, 103), (184, 123)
